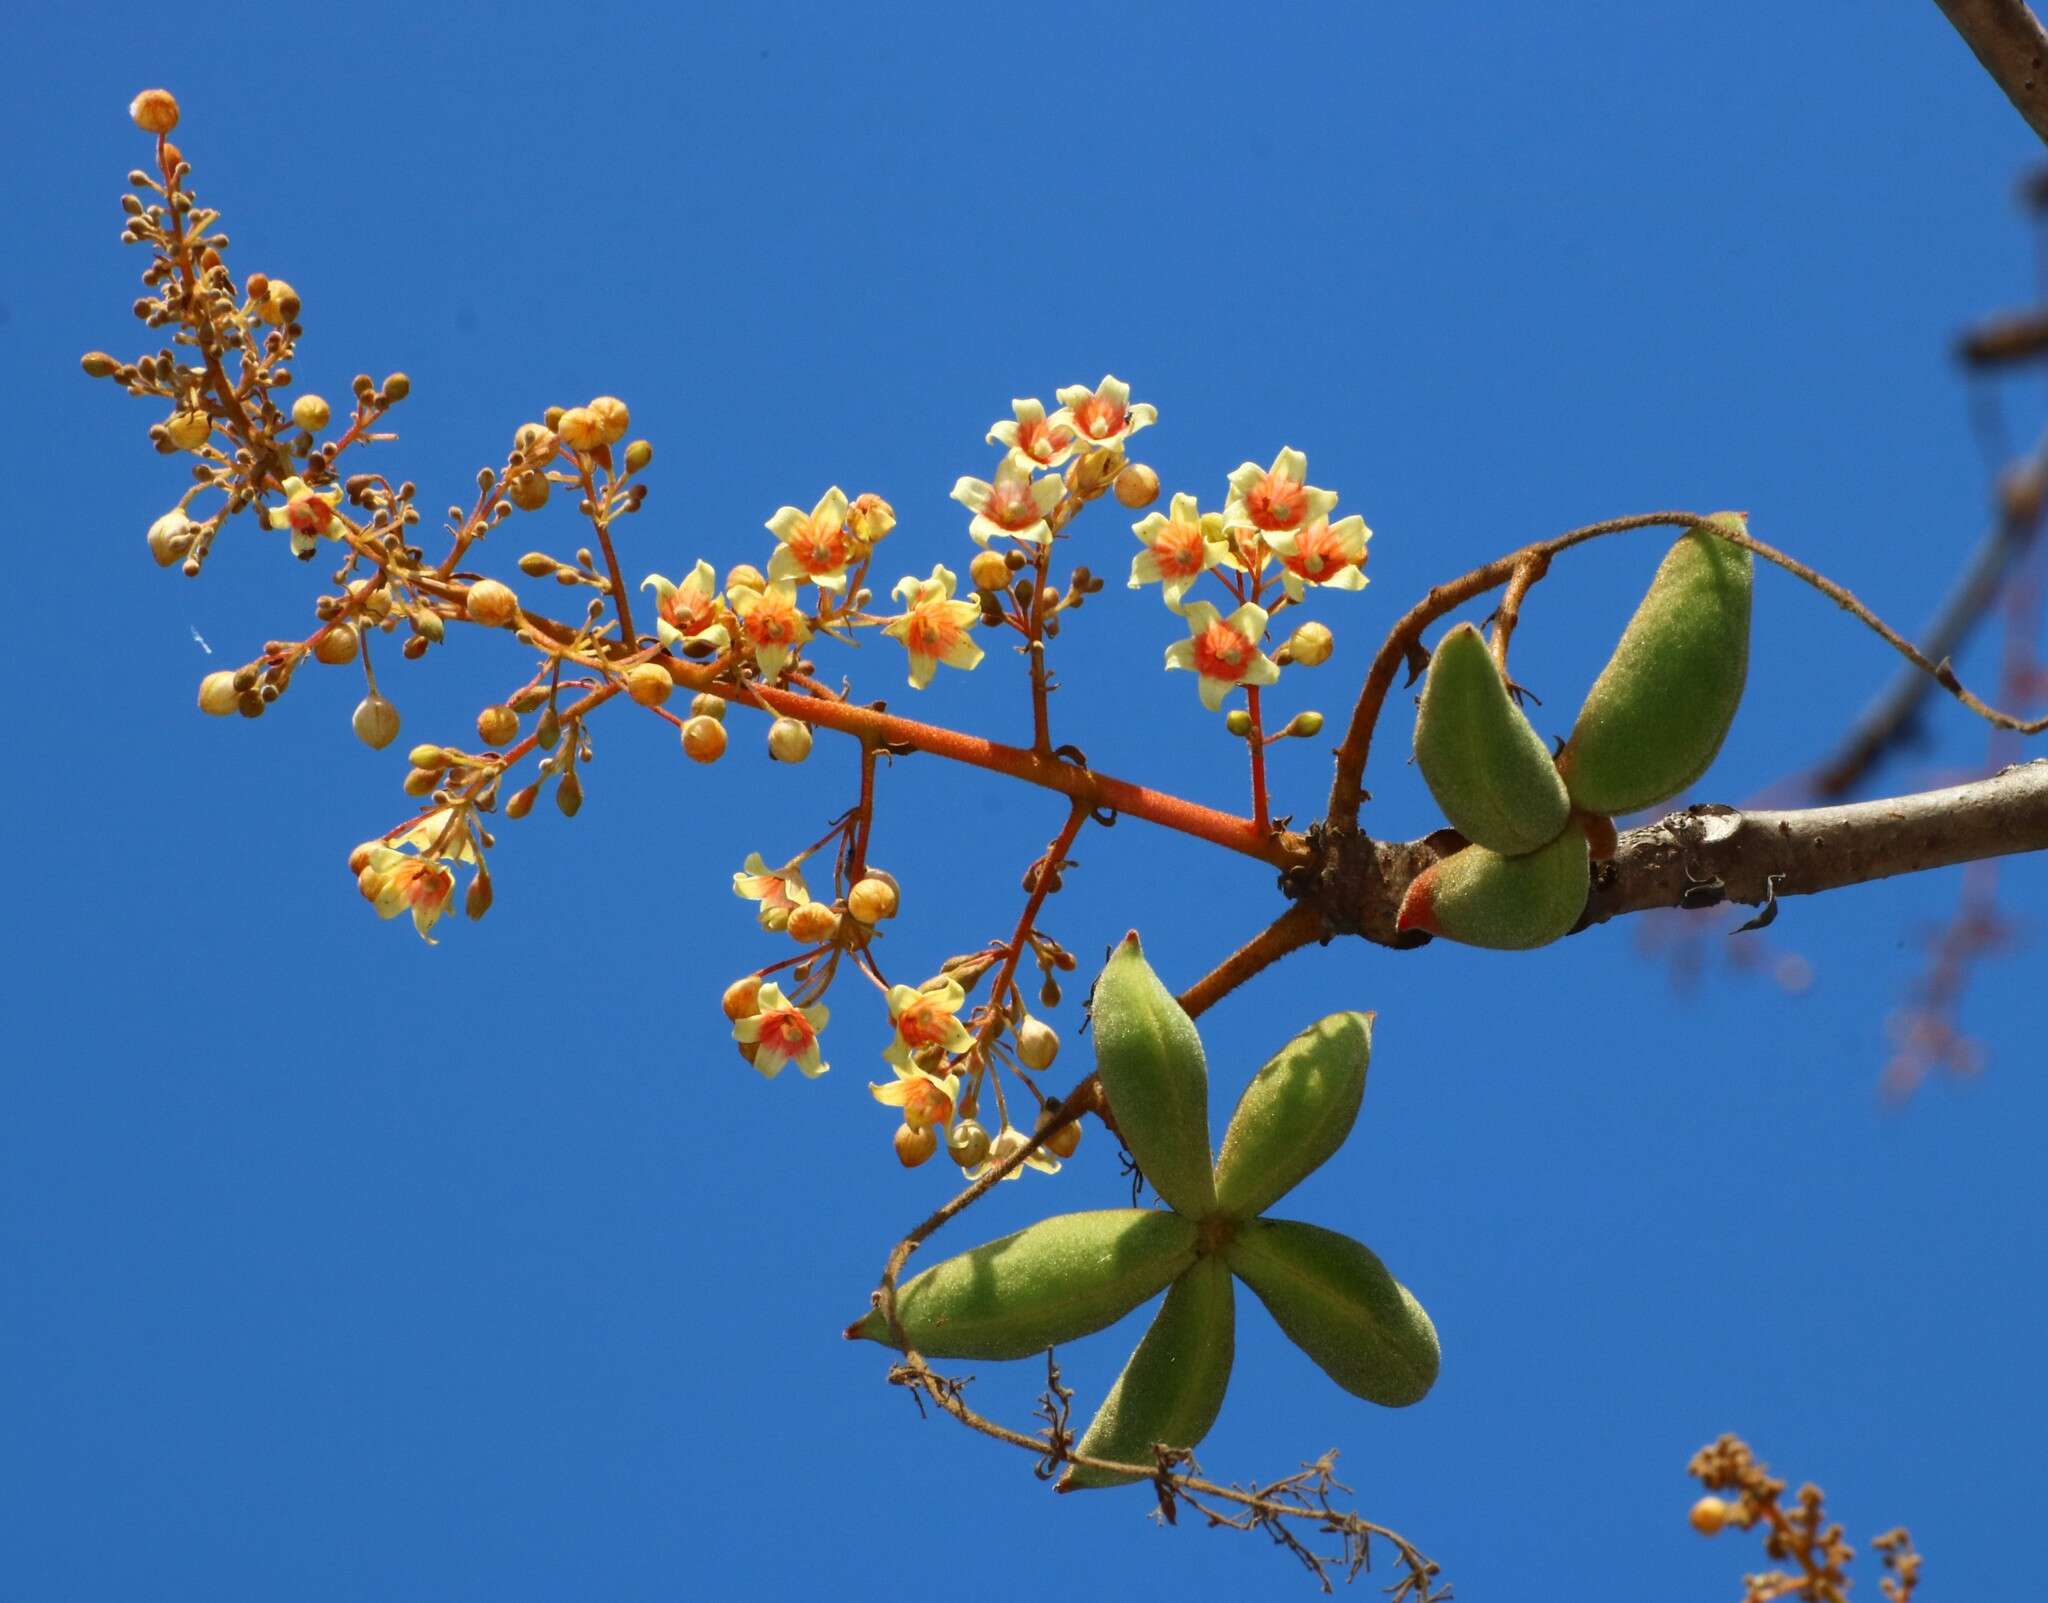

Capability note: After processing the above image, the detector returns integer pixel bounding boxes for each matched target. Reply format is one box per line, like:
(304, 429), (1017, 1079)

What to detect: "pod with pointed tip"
(1395, 825), (1589, 951)
(846, 1209), (1196, 1359)
(1558, 518), (1752, 816)
(1090, 934), (1217, 1218)
(1413, 622), (1571, 855)
(1059, 1256), (1236, 1491)
(1212, 1012), (1372, 1221)
(1226, 1218), (1439, 1407)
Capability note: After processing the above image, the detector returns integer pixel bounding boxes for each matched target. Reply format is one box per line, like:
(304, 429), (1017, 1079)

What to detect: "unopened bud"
(1225, 708), (1253, 737)
(848, 492), (896, 546)
(197, 670), (239, 716)
(514, 423), (558, 467)
(689, 693), (727, 722)
(724, 563), (767, 595)
(352, 693), (400, 750)
(1113, 462), (1161, 509)
(313, 622), (359, 665)
(788, 901), (839, 944)
(1016, 1016), (1060, 1071)
(947, 1119), (991, 1168)
(556, 406), (603, 452)
(623, 439), (653, 474)
(969, 549), (1011, 593)
(555, 770), (583, 816)
(257, 279), (299, 327)
(81, 351), (120, 378)
(465, 579), (520, 627)
(505, 783), (539, 820)
(129, 88), (180, 134)
(292, 394), (332, 433)
(465, 874), (493, 919)
(894, 1122), (939, 1169)
(1287, 620), (1334, 667)
(476, 704), (518, 746)
(403, 767), (438, 797)
(722, 975), (763, 1020)
(847, 876), (899, 924)
(587, 395), (630, 444)
(148, 508), (195, 566)
(766, 717), (813, 763)
(407, 744), (449, 771)
(1689, 1497), (1729, 1537)
(682, 715), (727, 763)
(380, 372), (411, 402)
(625, 663), (673, 707)
(163, 410), (210, 451)
(1286, 710), (1325, 738)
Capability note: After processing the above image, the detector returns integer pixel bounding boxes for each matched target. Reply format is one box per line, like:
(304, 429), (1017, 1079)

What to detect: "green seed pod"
(1059, 1257), (1235, 1492)
(1212, 1013), (1372, 1222)
(1557, 518), (1753, 816)
(1226, 1218), (1439, 1407)
(1394, 825), (1589, 951)
(1413, 622), (1570, 855)
(845, 1209), (1196, 1359)
(1090, 934), (1217, 1218)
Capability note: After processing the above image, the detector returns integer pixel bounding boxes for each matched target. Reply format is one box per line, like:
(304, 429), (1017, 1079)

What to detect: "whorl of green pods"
(1396, 821), (1591, 950)
(1557, 517), (1753, 817)
(1412, 621), (1571, 856)
(851, 944), (1435, 1491)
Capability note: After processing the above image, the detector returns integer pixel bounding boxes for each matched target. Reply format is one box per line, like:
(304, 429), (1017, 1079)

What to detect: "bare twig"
(1932, 0), (2048, 148)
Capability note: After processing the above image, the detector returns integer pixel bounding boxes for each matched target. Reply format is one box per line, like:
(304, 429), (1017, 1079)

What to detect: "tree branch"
(1933, 0), (2048, 147)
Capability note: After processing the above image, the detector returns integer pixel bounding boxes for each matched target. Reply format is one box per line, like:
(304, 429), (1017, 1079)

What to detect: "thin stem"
(969, 801), (1091, 1057)
(1177, 903), (1324, 1018)
(1244, 686), (1271, 832)
(1489, 550), (1552, 674)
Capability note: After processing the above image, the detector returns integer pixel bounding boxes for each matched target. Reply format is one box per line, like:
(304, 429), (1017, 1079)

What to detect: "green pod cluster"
(1090, 933), (1217, 1217)
(1558, 517), (1753, 816)
(846, 1209), (1196, 1359)
(1212, 1012), (1372, 1221)
(1396, 824), (1590, 950)
(1060, 1256), (1236, 1492)
(1225, 1218), (1440, 1407)
(1413, 622), (1571, 855)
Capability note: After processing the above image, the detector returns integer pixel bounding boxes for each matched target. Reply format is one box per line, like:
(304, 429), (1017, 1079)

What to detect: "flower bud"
(163, 410), (210, 451)
(1113, 462), (1161, 509)
(1038, 1100), (1082, 1159)
(788, 901), (839, 944)
(507, 470), (550, 512)
(1074, 447), (1125, 497)
(257, 279), (299, 327)
(403, 766), (438, 797)
(1224, 708), (1253, 737)
(292, 394), (332, 433)
(476, 704), (518, 746)
(1016, 1016), (1060, 1071)
(1285, 710), (1325, 738)
(380, 373), (411, 402)
(722, 975), (763, 1020)
(688, 693), (727, 722)
(514, 423), (559, 468)
(129, 88), (180, 134)
(724, 563), (767, 594)
(682, 715), (727, 763)
(407, 743), (449, 771)
(766, 717), (813, 763)
(352, 693), (401, 750)
(81, 352), (120, 378)
(894, 1122), (939, 1169)
(198, 670), (239, 716)
(505, 783), (539, 820)
(969, 549), (1011, 593)
(555, 770), (583, 816)
(587, 396), (630, 444)
(848, 492), (896, 546)
(625, 663), (673, 707)
(347, 579), (393, 621)
(1689, 1497), (1729, 1537)
(465, 579), (520, 627)
(347, 841), (377, 876)
(357, 864), (385, 901)
(148, 508), (195, 567)
(465, 874), (494, 920)
(313, 622), (359, 665)
(946, 1119), (991, 1168)
(847, 876), (899, 924)
(556, 407), (604, 452)
(1286, 620), (1334, 667)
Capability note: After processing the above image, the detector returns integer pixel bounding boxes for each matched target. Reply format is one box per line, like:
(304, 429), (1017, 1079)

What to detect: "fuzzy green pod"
(1557, 517), (1753, 816)
(1091, 933), (1217, 1217)
(1212, 1013), (1372, 1221)
(1395, 825), (1589, 951)
(846, 1209), (1197, 1359)
(1226, 1218), (1440, 1407)
(1413, 622), (1571, 854)
(1059, 1256), (1236, 1491)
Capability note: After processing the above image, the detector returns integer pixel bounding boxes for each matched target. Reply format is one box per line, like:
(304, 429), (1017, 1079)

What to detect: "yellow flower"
(1223, 447), (1338, 539)
(1128, 494), (1240, 611)
(766, 486), (855, 592)
(732, 981), (830, 1080)
(1267, 514), (1371, 601)
(869, 1064), (962, 1130)
(986, 397), (1078, 471)
(881, 977), (976, 1071)
(732, 850), (812, 930)
(880, 565), (983, 688)
(952, 457), (1063, 547)
(1052, 374), (1156, 451)
(640, 560), (731, 654)
(1164, 601), (1281, 711)
(277, 475), (342, 557)
(731, 582), (813, 680)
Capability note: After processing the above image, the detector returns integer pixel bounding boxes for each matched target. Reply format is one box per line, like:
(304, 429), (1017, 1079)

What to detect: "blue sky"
(6, 5), (2048, 1599)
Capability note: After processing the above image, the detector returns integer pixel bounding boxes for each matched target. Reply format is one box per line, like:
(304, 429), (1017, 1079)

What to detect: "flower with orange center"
(880, 565), (984, 689)
(277, 475), (342, 557)
(1267, 513), (1371, 602)
(1224, 447), (1339, 539)
(732, 981), (830, 1080)
(986, 397), (1078, 471)
(730, 582), (813, 680)
(1164, 600), (1281, 711)
(640, 560), (731, 654)
(881, 977), (976, 1072)
(952, 457), (1064, 547)
(1052, 374), (1156, 451)
(870, 1063), (962, 1131)
(360, 827), (469, 942)
(732, 850), (813, 929)
(1128, 494), (1240, 610)
(766, 486), (856, 592)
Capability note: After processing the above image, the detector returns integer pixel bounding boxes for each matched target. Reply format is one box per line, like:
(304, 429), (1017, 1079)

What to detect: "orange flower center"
(788, 519), (850, 573)
(1015, 416), (1074, 463)
(1282, 520), (1349, 580)
(1150, 521), (1208, 578)
(896, 998), (956, 1049)
(662, 585), (718, 634)
(902, 604), (962, 658)
(985, 478), (1041, 530)
(286, 493), (333, 535)
(1244, 472), (1307, 531)
(900, 1078), (954, 1129)
(1071, 394), (1126, 440)
(747, 598), (800, 646)
(760, 1009), (815, 1055)
(394, 861), (453, 910)
(1191, 620), (1254, 682)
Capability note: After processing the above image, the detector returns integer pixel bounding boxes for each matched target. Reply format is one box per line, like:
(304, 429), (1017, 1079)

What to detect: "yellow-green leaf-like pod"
(1412, 622), (1571, 855)
(1059, 1256), (1236, 1492)
(1226, 1218), (1439, 1407)
(1557, 517), (1753, 816)
(1090, 933), (1217, 1218)
(846, 1209), (1197, 1359)
(1211, 1013), (1373, 1222)
(1394, 825), (1589, 951)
